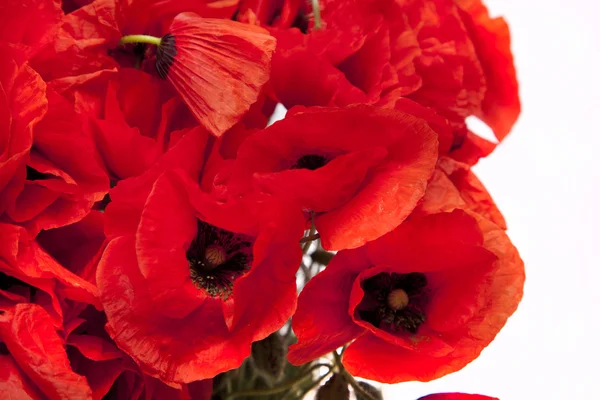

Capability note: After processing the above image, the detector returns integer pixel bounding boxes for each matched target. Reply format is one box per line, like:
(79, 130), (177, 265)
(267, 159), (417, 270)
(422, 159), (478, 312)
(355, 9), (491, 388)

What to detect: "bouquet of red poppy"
(0, 0), (523, 399)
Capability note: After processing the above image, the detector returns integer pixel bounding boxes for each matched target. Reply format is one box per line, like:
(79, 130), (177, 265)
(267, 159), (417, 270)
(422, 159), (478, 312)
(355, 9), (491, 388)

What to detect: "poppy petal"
(343, 333), (458, 383)
(0, 304), (92, 399)
(97, 236), (248, 383)
(0, 355), (45, 400)
(136, 172), (206, 318)
(455, 0), (521, 140)
(418, 393), (498, 400)
(160, 13), (276, 136)
(288, 249), (369, 365)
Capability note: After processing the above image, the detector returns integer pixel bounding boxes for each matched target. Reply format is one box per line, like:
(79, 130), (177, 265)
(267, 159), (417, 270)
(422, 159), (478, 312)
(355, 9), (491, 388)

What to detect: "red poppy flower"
(419, 394), (498, 400)
(34, 0), (239, 87)
(31, 0), (275, 137)
(0, 50), (47, 216)
(98, 168), (304, 384)
(148, 12), (276, 136)
(226, 105), (438, 250)
(288, 209), (524, 383)
(268, 0), (519, 162)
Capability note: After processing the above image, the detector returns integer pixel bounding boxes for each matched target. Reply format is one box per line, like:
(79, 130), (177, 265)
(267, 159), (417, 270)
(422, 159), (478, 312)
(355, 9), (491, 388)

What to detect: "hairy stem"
(299, 233), (320, 244)
(332, 350), (378, 400)
(225, 363), (332, 399)
(311, 0), (322, 30)
(120, 34), (162, 46)
(301, 217), (317, 254)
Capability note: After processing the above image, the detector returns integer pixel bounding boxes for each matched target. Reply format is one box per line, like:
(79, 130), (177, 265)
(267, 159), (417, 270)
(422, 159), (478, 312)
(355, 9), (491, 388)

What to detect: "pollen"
(291, 154), (329, 170)
(186, 221), (254, 300)
(356, 272), (428, 334)
(387, 289), (409, 311)
(204, 245), (227, 268)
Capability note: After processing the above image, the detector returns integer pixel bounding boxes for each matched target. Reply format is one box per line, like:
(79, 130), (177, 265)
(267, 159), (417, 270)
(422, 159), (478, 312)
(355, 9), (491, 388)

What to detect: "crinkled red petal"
(97, 236), (248, 383)
(456, 0), (521, 140)
(230, 106), (438, 250)
(0, 303), (92, 399)
(288, 248), (369, 365)
(165, 13), (276, 136)
(0, 55), (47, 214)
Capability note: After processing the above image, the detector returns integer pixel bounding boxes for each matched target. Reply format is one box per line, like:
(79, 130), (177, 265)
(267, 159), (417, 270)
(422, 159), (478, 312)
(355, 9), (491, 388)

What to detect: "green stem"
(311, 0), (322, 30)
(120, 34), (162, 46)
(332, 351), (378, 400)
(301, 217), (317, 254)
(299, 233), (320, 244)
(287, 368), (332, 400)
(225, 363), (332, 399)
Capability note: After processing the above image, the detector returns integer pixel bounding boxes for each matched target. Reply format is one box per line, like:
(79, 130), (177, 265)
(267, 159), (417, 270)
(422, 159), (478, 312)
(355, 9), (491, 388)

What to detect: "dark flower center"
(292, 154), (329, 171)
(450, 131), (466, 152)
(356, 272), (428, 334)
(156, 33), (177, 79)
(186, 221), (253, 300)
(26, 166), (52, 181)
(291, 10), (310, 34)
(0, 342), (8, 355)
(0, 272), (24, 290)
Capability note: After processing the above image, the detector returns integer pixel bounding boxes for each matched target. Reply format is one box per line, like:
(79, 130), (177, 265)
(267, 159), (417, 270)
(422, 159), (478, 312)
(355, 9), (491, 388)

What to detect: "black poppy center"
(26, 166), (53, 181)
(356, 272), (428, 334)
(156, 33), (177, 80)
(186, 221), (253, 300)
(291, 10), (310, 34)
(0, 342), (8, 355)
(292, 154), (329, 171)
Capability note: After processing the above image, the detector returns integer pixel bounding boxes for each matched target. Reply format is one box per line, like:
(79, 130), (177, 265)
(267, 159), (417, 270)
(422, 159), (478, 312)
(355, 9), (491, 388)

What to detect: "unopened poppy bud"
(316, 373), (350, 400)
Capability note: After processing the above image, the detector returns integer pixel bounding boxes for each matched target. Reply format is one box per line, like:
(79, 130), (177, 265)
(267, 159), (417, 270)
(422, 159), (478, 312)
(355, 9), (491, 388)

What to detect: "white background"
(385, 0), (600, 399)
